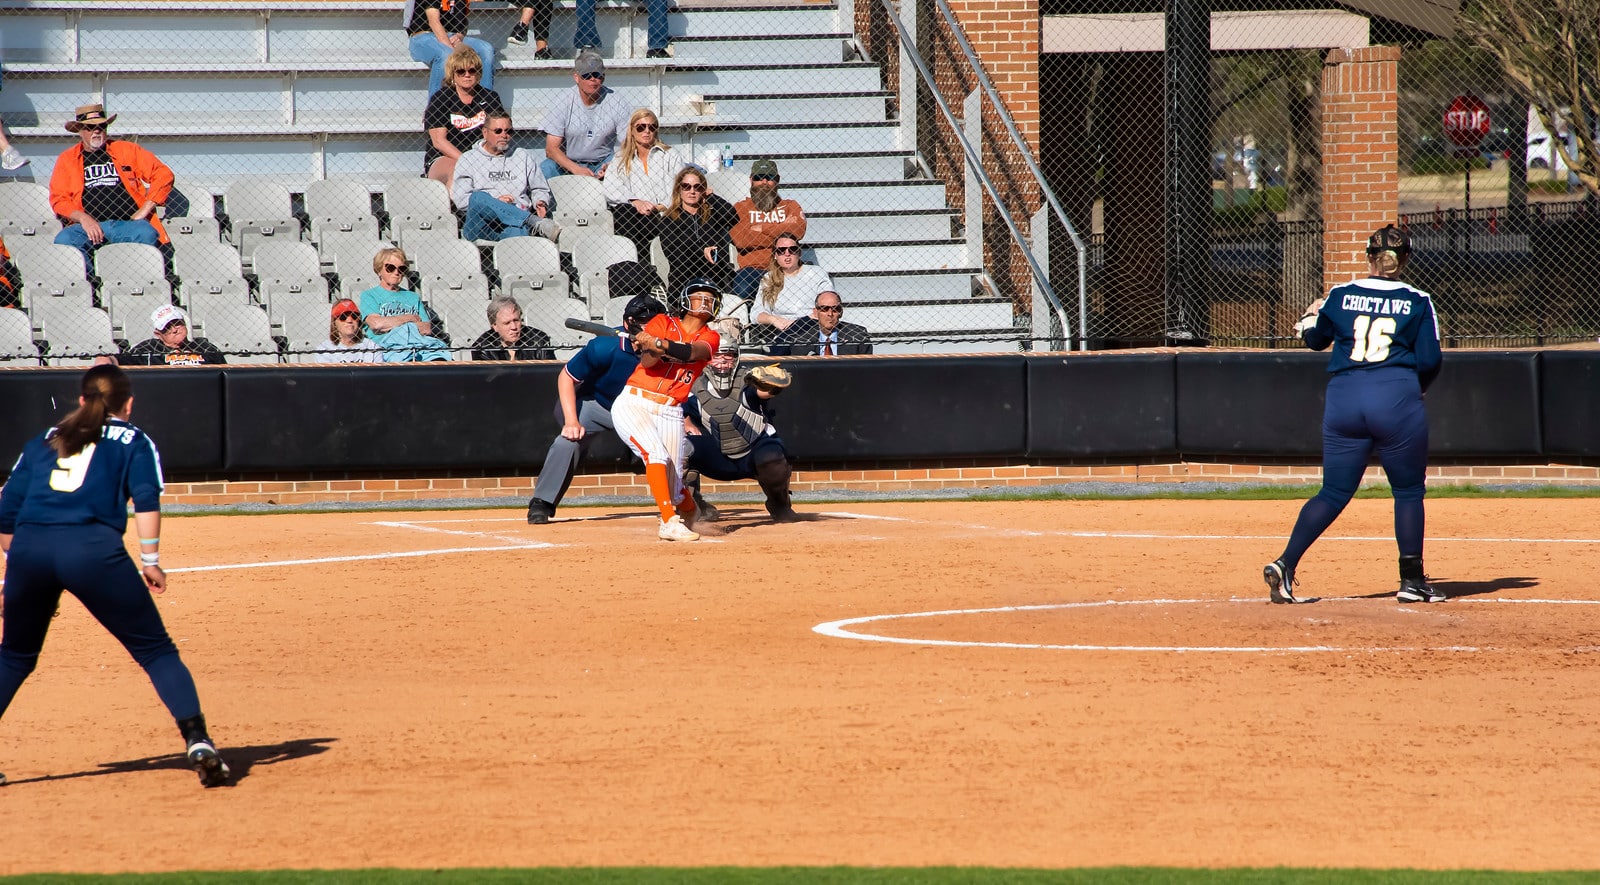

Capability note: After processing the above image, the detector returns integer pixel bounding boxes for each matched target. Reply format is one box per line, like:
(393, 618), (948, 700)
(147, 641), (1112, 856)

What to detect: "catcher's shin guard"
(754, 455), (797, 522)
(683, 469), (719, 522)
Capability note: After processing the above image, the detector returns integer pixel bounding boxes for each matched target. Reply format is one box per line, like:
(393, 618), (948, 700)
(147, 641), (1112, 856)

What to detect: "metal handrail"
(872, 0), (1077, 349)
(926, 0), (1089, 350)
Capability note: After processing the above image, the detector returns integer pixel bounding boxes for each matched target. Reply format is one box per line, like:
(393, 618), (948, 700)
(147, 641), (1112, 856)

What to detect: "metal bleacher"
(0, 0), (1021, 359)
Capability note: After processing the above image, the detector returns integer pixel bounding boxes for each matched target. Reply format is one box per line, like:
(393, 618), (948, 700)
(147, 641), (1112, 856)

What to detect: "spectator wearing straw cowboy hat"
(49, 104), (173, 270)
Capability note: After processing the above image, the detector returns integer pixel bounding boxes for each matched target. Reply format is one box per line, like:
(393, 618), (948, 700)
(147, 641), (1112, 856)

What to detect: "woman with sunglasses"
(601, 108), (687, 258)
(315, 299), (381, 364)
(405, 0), (496, 97)
(659, 166), (737, 303)
(753, 233), (833, 342)
(358, 247), (452, 362)
(423, 46), (504, 187)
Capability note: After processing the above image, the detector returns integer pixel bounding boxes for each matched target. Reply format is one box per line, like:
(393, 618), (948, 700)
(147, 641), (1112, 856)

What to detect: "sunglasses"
(634, 122), (658, 132)
(750, 174), (776, 182)
(580, 72), (605, 81)
(79, 124), (107, 132)
(487, 126), (513, 134)
(772, 245), (800, 255)
(335, 311), (361, 322)
(679, 182), (706, 192)
(382, 262), (409, 273)
(456, 67), (481, 75)
(816, 305), (843, 313)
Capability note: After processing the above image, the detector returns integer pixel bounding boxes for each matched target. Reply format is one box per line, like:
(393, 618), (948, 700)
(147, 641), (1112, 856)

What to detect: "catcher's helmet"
(1366, 224), (1410, 256)
(623, 293), (668, 333)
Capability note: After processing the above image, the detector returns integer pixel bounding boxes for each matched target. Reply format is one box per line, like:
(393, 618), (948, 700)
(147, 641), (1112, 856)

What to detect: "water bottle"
(721, 144), (734, 169)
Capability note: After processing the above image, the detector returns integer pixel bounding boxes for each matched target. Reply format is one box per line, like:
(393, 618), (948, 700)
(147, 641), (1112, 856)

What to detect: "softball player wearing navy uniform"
(0, 365), (230, 787)
(1264, 225), (1444, 605)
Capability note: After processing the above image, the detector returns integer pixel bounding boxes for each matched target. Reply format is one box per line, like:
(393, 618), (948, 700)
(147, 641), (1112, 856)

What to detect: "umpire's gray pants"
(531, 398), (616, 507)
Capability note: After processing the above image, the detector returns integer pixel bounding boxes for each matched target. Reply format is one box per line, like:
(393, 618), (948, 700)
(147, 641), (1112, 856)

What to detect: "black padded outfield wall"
(1540, 351), (1600, 458)
(0, 368), (226, 473)
(1026, 354), (1178, 457)
(0, 353), (1593, 478)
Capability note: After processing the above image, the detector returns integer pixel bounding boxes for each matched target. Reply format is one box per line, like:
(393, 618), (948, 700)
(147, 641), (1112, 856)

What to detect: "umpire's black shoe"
(187, 740), (231, 788)
(1397, 576), (1446, 603)
(526, 498), (555, 525)
(1264, 559), (1299, 604)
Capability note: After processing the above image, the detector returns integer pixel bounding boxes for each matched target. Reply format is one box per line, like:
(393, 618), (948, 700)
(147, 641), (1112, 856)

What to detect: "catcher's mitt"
(747, 363), (792, 392)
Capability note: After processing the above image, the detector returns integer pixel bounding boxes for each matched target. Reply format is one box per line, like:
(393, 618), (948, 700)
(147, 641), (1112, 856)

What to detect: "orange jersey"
(624, 315), (720, 404)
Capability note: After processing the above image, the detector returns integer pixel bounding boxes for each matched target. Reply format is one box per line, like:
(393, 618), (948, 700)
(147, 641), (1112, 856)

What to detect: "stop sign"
(1444, 94), (1491, 147)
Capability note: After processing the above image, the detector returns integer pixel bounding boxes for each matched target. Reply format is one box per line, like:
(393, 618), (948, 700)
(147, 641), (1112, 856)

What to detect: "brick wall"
(160, 460), (1600, 506)
(1320, 45), (1401, 290)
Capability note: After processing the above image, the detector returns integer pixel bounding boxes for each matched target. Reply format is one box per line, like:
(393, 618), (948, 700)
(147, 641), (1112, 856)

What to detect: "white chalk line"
(370, 519), (536, 545)
(169, 543), (554, 574)
(814, 597), (1600, 654)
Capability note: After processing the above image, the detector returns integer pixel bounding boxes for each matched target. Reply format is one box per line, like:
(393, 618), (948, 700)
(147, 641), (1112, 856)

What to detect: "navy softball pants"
(687, 434), (788, 483)
(1280, 370), (1429, 569)
(0, 524), (201, 722)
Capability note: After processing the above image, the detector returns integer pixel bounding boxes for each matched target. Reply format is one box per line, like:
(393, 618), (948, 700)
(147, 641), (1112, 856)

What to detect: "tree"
(1456, 0), (1599, 198)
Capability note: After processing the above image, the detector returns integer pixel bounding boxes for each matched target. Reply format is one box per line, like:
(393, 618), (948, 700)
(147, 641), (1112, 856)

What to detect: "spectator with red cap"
(126, 305), (226, 366)
(315, 299), (382, 364)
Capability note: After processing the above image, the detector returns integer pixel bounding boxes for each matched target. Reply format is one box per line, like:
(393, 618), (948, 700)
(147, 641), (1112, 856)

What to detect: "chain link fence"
(0, 2), (1595, 365)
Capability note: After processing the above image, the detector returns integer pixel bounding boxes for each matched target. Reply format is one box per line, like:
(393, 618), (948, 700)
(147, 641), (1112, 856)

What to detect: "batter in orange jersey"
(610, 283), (721, 542)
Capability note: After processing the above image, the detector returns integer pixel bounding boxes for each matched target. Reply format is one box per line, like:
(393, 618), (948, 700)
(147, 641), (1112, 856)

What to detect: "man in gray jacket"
(451, 110), (561, 242)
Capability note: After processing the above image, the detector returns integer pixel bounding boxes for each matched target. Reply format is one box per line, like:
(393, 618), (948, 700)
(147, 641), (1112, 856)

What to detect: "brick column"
(935, 0), (1042, 307)
(1320, 46), (1400, 290)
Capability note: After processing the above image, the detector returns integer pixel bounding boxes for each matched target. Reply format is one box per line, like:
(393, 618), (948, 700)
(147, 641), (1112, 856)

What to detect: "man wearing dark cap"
(729, 158), (808, 303)
(538, 51), (632, 182)
(49, 104), (174, 269)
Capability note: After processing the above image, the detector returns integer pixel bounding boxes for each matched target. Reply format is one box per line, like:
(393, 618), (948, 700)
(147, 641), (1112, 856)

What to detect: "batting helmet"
(681, 278), (720, 319)
(623, 293), (667, 334)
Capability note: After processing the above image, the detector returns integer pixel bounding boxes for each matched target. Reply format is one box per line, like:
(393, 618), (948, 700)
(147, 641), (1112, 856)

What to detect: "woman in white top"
(314, 298), (382, 364)
(753, 233), (834, 339)
(602, 107), (687, 258)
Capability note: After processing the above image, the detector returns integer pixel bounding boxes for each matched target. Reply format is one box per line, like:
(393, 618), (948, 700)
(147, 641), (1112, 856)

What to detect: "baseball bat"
(564, 317), (621, 338)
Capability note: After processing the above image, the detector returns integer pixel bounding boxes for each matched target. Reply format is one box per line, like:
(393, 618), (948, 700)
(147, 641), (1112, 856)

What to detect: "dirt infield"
(3, 497), (1599, 874)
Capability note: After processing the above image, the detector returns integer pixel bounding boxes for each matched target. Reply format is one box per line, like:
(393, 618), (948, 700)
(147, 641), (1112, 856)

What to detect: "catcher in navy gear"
(682, 316), (798, 522)
(1264, 224), (1444, 605)
(0, 364), (230, 787)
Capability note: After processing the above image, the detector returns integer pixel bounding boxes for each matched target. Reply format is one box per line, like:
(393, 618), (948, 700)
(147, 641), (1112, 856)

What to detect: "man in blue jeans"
(49, 104), (171, 270)
(405, 0), (496, 96)
(451, 110), (562, 242)
(539, 51), (632, 182)
(573, 0), (673, 58)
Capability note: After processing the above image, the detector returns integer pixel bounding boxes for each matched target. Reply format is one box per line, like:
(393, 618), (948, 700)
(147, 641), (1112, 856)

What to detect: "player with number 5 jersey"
(0, 364), (230, 788)
(1263, 224), (1443, 606)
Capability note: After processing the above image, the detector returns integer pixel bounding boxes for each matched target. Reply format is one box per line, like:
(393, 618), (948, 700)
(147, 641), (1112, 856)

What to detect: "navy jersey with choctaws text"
(0, 418), (164, 535)
(1306, 277), (1442, 390)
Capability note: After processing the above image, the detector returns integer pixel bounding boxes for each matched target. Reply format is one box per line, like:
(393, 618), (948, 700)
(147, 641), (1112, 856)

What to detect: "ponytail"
(51, 364), (131, 458)
(1371, 250), (1405, 278)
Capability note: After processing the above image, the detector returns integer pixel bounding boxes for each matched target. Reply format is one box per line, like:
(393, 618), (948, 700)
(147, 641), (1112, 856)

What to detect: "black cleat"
(533, 47), (553, 60)
(187, 740), (231, 788)
(1397, 576), (1446, 603)
(526, 498), (555, 525)
(1264, 559), (1299, 604)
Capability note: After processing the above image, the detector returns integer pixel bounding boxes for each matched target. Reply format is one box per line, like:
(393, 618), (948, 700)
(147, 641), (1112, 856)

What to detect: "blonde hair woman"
(753, 232), (834, 335)
(423, 45), (504, 187)
(356, 246), (451, 362)
(602, 108), (687, 257)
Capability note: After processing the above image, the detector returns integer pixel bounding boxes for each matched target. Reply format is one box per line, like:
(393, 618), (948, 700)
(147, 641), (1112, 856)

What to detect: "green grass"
(4, 871), (1599, 884)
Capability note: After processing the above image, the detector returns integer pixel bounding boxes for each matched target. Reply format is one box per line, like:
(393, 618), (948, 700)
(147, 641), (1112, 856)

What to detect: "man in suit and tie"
(770, 291), (872, 356)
